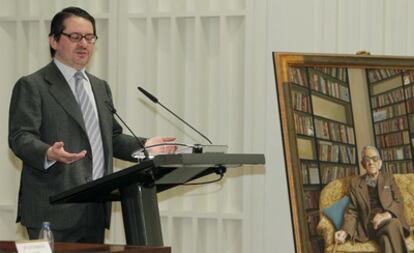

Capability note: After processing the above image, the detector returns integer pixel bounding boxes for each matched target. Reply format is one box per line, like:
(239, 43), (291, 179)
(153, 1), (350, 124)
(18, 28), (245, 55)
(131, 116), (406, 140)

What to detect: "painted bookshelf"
(367, 69), (414, 174)
(288, 66), (359, 253)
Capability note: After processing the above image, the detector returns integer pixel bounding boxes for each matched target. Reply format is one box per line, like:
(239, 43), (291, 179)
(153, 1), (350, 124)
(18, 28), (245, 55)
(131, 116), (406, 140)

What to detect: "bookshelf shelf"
(373, 113), (408, 124)
(314, 114), (353, 126)
(311, 68), (348, 84)
(367, 69), (402, 85)
(291, 82), (310, 91)
(383, 158), (413, 162)
(310, 88), (350, 104)
(302, 184), (323, 190)
(318, 161), (357, 167)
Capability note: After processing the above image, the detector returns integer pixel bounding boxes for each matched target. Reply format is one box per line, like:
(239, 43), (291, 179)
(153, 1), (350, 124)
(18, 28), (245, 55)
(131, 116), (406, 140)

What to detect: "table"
(0, 241), (171, 253)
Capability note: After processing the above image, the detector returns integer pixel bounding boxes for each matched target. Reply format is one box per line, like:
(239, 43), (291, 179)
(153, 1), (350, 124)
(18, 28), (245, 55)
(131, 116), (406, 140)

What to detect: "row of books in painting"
(287, 67), (348, 88)
(302, 163), (357, 185)
(370, 88), (405, 109)
(288, 67), (308, 86)
(380, 145), (412, 161)
(313, 67), (347, 82)
(374, 116), (407, 135)
(301, 163), (320, 185)
(367, 69), (401, 83)
(320, 165), (357, 185)
(303, 190), (320, 210)
(309, 72), (350, 102)
(315, 118), (355, 144)
(294, 113), (314, 136)
(318, 141), (356, 164)
(383, 161), (414, 174)
(375, 131), (410, 148)
(405, 99), (414, 114)
(292, 90), (311, 112)
(403, 71), (414, 85)
(372, 102), (406, 122)
(404, 85), (414, 99)
(371, 84), (414, 111)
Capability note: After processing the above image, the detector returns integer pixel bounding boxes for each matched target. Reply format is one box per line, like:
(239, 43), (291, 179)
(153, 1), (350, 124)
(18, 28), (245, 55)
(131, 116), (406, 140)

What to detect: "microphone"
(104, 101), (150, 160)
(138, 86), (213, 144)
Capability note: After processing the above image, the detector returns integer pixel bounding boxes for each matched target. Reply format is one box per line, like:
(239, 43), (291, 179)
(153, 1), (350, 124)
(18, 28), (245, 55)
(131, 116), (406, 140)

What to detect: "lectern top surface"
(50, 153), (265, 204)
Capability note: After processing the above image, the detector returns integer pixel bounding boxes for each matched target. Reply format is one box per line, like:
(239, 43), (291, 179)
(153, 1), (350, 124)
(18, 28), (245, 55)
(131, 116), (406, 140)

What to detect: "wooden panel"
(0, 241), (171, 253)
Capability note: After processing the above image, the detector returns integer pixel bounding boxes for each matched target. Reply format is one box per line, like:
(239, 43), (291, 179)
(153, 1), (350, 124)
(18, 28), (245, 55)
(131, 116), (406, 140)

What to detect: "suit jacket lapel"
(358, 175), (370, 213)
(377, 173), (385, 200)
(45, 62), (87, 133)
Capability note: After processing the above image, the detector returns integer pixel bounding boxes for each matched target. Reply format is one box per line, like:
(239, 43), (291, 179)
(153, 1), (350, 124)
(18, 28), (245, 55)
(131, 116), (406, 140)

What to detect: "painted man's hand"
(372, 212), (392, 230)
(335, 230), (347, 244)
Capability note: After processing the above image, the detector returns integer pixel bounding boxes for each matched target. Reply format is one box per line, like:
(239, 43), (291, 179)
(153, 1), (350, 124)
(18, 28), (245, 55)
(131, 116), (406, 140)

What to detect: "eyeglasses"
(362, 156), (380, 162)
(61, 32), (98, 43)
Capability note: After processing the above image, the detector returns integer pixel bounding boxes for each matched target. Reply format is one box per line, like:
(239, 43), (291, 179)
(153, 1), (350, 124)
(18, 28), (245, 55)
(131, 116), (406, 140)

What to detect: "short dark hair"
(49, 7), (96, 57)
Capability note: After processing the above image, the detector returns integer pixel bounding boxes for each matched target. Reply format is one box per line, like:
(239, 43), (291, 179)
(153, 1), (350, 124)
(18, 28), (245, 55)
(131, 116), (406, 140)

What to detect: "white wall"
(265, 0), (414, 252)
(0, 0), (413, 252)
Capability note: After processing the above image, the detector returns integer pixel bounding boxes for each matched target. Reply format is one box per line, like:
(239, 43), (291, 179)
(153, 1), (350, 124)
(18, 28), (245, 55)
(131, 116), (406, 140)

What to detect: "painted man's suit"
(342, 173), (410, 243)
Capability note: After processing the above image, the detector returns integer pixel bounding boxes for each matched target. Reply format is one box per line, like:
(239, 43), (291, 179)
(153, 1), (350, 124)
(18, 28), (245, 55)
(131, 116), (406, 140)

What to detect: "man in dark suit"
(334, 146), (409, 253)
(8, 7), (175, 243)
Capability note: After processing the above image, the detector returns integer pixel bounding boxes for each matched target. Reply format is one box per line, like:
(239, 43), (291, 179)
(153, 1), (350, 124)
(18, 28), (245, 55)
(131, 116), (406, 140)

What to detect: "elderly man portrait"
(334, 145), (410, 253)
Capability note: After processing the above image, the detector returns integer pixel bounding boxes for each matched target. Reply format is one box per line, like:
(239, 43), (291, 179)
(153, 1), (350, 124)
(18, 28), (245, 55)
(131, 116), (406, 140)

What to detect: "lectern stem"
(120, 183), (163, 246)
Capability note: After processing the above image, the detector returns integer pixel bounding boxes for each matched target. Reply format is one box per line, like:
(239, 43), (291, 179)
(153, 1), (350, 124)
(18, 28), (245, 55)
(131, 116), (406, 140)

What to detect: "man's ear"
(49, 35), (58, 50)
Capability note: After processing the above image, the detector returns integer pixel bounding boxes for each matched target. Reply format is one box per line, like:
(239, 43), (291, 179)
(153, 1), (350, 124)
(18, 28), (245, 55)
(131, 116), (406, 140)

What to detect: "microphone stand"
(137, 86), (213, 145)
(104, 101), (150, 160)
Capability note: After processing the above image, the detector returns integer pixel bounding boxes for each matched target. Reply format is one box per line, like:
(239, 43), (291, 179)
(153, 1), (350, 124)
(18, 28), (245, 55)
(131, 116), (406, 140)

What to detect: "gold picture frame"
(273, 52), (414, 252)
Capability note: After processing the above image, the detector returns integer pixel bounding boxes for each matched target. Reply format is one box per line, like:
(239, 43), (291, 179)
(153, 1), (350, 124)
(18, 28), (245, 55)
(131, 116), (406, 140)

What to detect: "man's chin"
(367, 171), (378, 177)
(74, 59), (89, 68)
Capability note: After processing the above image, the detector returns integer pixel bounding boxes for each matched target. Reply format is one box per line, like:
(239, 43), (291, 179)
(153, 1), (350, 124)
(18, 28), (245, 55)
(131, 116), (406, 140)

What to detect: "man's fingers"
(53, 141), (64, 149)
(162, 136), (176, 142)
(145, 136), (178, 154)
(67, 151), (87, 163)
(166, 144), (177, 153)
(56, 149), (87, 164)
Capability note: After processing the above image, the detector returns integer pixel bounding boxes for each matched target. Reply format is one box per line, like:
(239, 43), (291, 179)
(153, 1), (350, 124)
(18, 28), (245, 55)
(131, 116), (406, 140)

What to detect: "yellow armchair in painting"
(317, 174), (414, 253)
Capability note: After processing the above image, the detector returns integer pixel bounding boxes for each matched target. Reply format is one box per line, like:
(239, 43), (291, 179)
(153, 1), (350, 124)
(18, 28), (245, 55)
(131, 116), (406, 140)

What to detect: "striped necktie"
(74, 71), (105, 180)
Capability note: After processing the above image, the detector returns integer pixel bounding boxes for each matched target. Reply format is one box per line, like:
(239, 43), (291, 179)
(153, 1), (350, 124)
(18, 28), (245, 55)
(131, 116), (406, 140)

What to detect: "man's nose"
(78, 37), (88, 45)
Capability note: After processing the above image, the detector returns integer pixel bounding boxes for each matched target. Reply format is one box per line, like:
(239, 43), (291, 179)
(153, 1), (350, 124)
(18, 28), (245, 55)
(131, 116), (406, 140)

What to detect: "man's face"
(361, 148), (381, 177)
(49, 16), (95, 70)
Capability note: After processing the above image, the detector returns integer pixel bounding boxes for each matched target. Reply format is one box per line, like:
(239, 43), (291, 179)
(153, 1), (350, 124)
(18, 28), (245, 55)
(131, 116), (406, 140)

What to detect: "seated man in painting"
(334, 145), (410, 253)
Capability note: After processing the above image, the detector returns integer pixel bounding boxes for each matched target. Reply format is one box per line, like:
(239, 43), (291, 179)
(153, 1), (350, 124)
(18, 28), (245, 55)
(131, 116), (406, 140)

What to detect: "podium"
(50, 153), (265, 246)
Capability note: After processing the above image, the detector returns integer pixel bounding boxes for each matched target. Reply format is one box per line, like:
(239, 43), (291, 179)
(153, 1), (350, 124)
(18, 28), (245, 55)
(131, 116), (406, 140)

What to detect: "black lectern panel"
(50, 153), (265, 246)
(50, 160), (155, 204)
